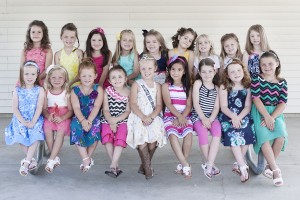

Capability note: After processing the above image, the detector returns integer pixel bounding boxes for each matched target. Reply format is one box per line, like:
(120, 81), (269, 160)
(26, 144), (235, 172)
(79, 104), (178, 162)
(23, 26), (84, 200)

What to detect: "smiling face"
(145, 35), (160, 54)
(170, 63), (185, 83)
(140, 60), (156, 81)
(223, 38), (238, 57)
(120, 33), (134, 52)
(49, 69), (66, 90)
(91, 33), (103, 52)
(249, 30), (261, 46)
(61, 30), (77, 48)
(23, 65), (38, 87)
(227, 63), (244, 83)
(79, 68), (97, 87)
(197, 37), (211, 54)
(30, 25), (43, 43)
(199, 64), (216, 83)
(260, 56), (278, 77)
(109, 69), (127, 88)
(178, 32), (194, 49)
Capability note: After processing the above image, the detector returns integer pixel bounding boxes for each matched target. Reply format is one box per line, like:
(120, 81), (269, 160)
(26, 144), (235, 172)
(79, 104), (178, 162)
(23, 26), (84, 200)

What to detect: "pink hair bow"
(94, 27), (105, 34)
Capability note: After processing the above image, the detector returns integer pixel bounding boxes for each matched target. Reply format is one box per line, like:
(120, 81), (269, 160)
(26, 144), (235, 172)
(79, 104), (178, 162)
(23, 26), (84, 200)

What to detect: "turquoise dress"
(118, 52), (141, 80)
(219, 89), (256, 147)
(70, 84), (101, 147)
(251, 75), (288, 154)
(5, 86), (44, 146)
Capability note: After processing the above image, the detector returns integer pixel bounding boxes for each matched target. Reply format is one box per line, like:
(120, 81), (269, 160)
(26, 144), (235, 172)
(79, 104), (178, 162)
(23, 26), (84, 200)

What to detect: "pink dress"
(25, 48), (47, 74)
(43, 90), (71, 136)
(92, 55), (110, 88)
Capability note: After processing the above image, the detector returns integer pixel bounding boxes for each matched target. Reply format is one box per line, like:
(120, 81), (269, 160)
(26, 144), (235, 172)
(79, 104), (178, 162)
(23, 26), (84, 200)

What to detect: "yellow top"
(173, 48), (190, 61)
(59, 48), (79, 82)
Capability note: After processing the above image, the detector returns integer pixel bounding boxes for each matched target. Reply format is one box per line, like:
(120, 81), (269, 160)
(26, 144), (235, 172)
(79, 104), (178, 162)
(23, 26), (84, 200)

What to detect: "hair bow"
(93, 27), (104, 34)
(167, 55), (179, 65)
(116, 32), (121, 41)
(142, 29), (148, 37)
(46, 64), (55, 74)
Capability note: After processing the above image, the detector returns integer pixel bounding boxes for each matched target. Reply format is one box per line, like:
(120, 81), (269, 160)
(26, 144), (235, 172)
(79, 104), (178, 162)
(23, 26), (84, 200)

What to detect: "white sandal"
(45, 159), (56, 173)
(182, 165), (192, 179)
(29, 158), (37, 171)
(263, 164), (273, 179)
(272, 168), (283, 187)
(81, 157), (94, 172)
(203, 163), (213, 180)
(239, 164), (250, 183)
(19, 159), (30, 176)
(54, 156), (60, 168)
(174, 164), (183, 174)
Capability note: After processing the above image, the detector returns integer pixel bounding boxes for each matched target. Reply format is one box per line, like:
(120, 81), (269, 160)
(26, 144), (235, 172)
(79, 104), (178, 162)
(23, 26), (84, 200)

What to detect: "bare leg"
(49, 131), (64, 160)
(182, 133), (193, 161)
(200, 144), (209, 161)
(207, 136), (220, 167)
(231, 146), (248, 182)
(261, 142), (281, 180)
(111, 146), (123, 169)
(87, 141), (98, 158)
(45, 129), (54, 152)
(23, 141), (39, 168)
(272, 137), (284, 159)
(19, 144), (29, 155)
(169, 134), (189, 166)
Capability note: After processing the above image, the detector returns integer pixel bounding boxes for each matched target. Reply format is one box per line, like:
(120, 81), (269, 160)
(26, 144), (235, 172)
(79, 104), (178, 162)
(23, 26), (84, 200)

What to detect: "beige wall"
(1, 0), (300, 113)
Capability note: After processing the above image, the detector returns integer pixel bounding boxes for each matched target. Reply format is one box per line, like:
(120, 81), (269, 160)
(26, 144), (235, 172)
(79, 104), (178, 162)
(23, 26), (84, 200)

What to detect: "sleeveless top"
(47, 90), (68, 107)
(25, 48), (47, 73)
(100, 86), (129, 124)
(191, 83), (217, 123)
(93, 55), (104, 83)
(173, 48), (190, 61)
(118, 52), (135, 76)
(164, 83), (189, 118)
(59, 48), (80, 82)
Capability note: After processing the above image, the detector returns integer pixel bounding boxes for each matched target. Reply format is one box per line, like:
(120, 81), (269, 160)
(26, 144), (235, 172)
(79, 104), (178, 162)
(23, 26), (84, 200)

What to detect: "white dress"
(126, 79), (167, 148)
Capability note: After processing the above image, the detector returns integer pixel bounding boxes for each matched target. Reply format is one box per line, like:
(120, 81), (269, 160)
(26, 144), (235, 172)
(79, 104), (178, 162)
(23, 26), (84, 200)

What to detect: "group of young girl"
(4, 20), (288, 187)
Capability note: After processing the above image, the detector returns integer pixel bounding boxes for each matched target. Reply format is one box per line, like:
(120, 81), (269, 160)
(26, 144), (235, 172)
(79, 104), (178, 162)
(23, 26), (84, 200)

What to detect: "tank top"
(47, 90), (68, 107)
(59, 48), (79, 82)
(173, 48), (190, 61)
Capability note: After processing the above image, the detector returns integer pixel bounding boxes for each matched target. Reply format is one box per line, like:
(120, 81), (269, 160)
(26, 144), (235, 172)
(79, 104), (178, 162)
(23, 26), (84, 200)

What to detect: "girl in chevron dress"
(101, 65), (131, 178)
(251, 50), (288, 187)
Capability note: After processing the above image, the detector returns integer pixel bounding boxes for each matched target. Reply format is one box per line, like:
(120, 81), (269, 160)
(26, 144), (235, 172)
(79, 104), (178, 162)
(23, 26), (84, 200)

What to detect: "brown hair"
(24, 20), (51, 51)
(60, 23), (80, 51)
(78, 58), (97, 76)
(171, 27), (197, 51)
(220, 33), (243, 61)
(245, 24), (270, 54)
(259, 50), (282, 79)
(221, 59), (251, 91)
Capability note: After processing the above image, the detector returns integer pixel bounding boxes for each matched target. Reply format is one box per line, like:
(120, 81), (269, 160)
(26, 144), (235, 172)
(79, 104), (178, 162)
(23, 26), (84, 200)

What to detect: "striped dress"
(191, 83), (217, 123)
(163, 83), (193, 138)
(251, 74), (288, 154)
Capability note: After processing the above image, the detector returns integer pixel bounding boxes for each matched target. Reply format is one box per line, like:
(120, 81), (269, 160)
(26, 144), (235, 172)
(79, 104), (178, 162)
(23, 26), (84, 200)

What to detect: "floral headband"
(93, 27), (105, 34)
(24, 61), (39, 73)
(167, 55), (187, 66)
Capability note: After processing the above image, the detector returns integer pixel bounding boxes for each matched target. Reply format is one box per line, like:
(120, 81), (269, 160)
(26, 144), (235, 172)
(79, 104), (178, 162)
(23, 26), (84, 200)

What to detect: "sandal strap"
(176, 164), (182, 170)
(21, 158), (31, 165)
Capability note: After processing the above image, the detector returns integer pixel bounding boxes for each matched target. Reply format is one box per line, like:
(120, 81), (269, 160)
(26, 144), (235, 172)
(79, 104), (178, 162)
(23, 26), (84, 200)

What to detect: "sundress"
(218, 89), (256, 146)
(70, 84), (101, 147)
(5, 86), (44, 146)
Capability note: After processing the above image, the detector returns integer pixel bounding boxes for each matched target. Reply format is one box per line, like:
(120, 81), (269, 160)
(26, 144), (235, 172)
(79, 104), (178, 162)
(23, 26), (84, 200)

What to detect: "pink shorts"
(193, 119), (221, 145)
(101, 123), (127, 148)
(43, 107), (71, 136)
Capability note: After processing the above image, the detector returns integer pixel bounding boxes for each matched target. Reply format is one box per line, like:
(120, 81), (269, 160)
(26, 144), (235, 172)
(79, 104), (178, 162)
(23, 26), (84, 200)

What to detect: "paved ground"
(0, 114), (299, 200)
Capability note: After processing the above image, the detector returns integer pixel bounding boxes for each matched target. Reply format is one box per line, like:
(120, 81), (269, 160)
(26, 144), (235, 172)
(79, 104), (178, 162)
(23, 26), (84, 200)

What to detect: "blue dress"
(5, 86), (44, 146)
(247, 53), (260, 77)
(118, 52), (141, 80)
(70, 84), (101, 147)
(219, 89), (256, 146)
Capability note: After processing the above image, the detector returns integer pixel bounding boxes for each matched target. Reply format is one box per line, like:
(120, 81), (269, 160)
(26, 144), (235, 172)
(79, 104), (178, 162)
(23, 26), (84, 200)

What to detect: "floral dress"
(218, 89), (256, 146)
(5, 86), (44, 146)
(70, 84), (101, 147)
(247, 53), (260, 77)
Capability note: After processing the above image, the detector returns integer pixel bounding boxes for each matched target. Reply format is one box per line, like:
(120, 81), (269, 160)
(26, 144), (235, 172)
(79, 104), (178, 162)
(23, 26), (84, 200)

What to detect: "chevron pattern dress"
(251, 75), (288, 154)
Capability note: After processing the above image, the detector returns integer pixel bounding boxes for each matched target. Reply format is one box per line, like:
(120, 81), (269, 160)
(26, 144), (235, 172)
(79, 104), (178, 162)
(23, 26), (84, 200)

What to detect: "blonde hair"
(220, 33), (243, 61)
(195, 34), (217, 59)
(245, 24), (270, 54)
(19, 61), (40, 87)
(143, 29), (168, 54)
(44, 65), (69, 91)
(112, 30), (138, 64)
